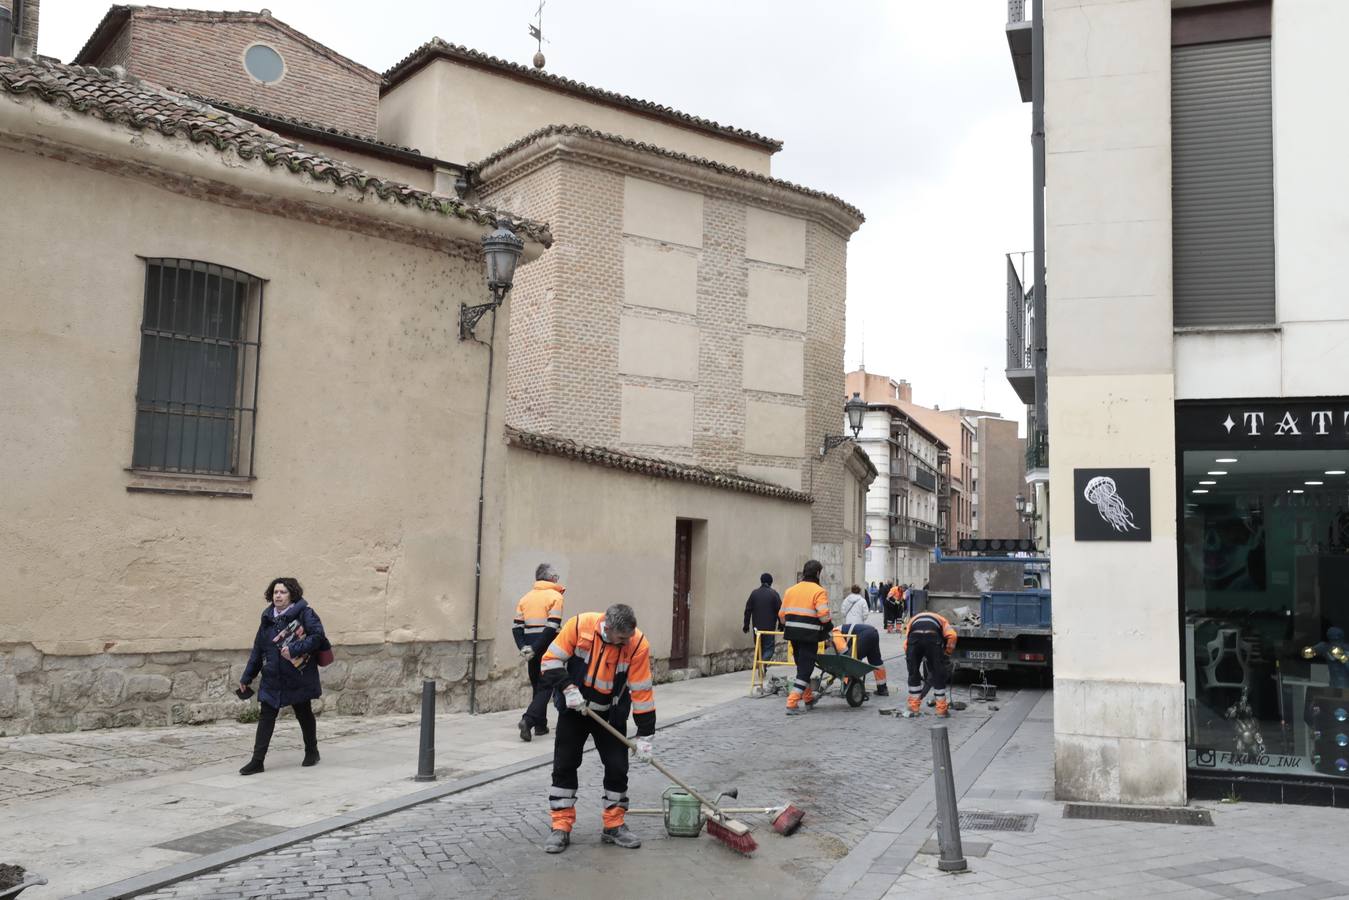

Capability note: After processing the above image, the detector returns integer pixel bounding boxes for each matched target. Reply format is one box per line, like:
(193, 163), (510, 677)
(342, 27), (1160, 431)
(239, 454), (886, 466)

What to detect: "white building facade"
(857, 405), (945, 588)
(1018, 0), (1349, 806)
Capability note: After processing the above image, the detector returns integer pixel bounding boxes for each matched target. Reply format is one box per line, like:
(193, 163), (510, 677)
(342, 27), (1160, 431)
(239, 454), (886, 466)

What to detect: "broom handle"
(579, 705), (725, 816)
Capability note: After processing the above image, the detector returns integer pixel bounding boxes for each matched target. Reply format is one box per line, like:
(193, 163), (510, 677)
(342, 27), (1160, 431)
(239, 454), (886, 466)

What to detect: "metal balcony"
(1007, 0), (1032, 102)
(1005, 254), (1035, 405)
(1026, 431), (1048, 471)
(913, 467), (937, 493)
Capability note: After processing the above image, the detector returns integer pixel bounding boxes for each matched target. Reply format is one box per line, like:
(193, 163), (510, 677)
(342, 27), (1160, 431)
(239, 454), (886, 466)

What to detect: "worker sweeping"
(538, 603), (654, 854)
(904, 609), (957, 716)
(779, 559), (832, 716)
(838, 622), (888, 696)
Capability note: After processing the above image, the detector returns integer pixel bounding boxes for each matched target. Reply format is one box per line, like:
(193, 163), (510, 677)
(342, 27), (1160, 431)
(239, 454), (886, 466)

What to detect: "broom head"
(705, 816), (757, 856)
(771, 804), (805, 835)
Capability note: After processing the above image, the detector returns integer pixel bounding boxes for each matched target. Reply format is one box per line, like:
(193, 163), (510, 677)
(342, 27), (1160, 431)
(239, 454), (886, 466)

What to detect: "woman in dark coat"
(238, 576), (326, 775)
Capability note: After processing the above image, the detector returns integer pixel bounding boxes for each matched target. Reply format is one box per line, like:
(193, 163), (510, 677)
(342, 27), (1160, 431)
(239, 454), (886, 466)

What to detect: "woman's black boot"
(239, 757), (265, 776)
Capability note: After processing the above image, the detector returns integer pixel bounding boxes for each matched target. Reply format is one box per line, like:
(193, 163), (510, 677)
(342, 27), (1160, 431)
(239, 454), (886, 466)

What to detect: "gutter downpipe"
(1031, 0), (1047, 438)
(467, 306), (499, 715)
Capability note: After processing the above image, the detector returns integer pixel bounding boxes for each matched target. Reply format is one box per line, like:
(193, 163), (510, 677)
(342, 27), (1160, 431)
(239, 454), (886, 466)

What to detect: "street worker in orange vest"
(779, 559), (833, 716)
(835, 622), (889, 696)
(884, 583), (904, 632)
(512, 563), (566, 743)
(538, 603), (655, 854)
(903, 610), (958, 716)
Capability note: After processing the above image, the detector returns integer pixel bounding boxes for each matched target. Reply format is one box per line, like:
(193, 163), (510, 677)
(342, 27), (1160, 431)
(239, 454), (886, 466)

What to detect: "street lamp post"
(822, 392), (868, 455)
(464, 219), (524, 715)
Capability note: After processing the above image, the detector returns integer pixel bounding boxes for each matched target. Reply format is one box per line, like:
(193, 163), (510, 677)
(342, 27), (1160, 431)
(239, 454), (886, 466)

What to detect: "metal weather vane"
(529, 0), (548, 69)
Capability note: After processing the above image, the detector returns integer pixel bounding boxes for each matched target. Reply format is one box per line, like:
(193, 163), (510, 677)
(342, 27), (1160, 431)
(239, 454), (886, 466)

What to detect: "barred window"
(132, 259), (263, 476)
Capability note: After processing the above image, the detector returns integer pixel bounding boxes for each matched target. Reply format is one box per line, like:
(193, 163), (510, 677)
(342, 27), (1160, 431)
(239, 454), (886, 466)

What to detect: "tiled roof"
(504, 428), (812, 504)
(184, 94), (414, 153)
(0, 58), (551, 245)
(471, 124), (864, 225)
(74, 6), (379, 80)
(382, 38), (783, 153)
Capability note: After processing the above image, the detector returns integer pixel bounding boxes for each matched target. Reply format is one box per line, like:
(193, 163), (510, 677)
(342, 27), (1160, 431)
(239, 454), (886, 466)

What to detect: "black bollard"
(930, 724), (967, 872)
(415, 680), (436, 782)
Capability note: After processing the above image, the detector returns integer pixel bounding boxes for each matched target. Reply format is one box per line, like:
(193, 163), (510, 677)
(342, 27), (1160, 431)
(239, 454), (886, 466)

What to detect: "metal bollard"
(930, 724), (967, 872)
(414, 680), (436, 782)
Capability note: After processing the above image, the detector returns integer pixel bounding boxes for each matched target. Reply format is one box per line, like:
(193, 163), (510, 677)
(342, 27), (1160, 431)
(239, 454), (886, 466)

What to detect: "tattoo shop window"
(132, 259), (264, 476)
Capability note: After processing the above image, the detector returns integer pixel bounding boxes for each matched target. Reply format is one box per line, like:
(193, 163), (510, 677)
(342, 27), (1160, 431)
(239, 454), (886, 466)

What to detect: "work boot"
(239, 757), (264, 776)
(302, 748), (320, 767)
(544, 829), (570, 854)
(803, 687), (818, 708)
(534, 724), (550, 736)
(906, 696), (921, 715)
(935, 699), (950, 718)
(786, 690), (802, 715)
(874, 685), (890, 697)
(602, 824), (642, 849)
(518, 717), (533, 743)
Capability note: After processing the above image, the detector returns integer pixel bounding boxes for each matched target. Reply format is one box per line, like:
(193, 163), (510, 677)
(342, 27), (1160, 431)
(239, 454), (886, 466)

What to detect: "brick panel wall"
(93, 16), (379, 137)
(804, 219), (848, 544)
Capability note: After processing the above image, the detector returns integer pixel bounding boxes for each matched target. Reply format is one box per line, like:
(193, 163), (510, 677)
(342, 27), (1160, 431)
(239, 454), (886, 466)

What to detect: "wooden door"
(670, 520), (692, 668)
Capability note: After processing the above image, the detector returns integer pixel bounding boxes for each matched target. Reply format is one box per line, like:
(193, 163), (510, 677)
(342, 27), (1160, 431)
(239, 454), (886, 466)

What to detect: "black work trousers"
(906, 637), (948, 699)
(523, 653), (552, 728)
(549, 709), (630, 829)
(790, 639), (818, 694)
(252, 699), (317, 760)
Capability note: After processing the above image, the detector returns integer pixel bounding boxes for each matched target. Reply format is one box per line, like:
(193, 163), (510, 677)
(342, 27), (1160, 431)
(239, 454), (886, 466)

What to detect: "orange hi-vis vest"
(512, 580), (565, 650)
(541, 612), (656, 735)
(903, 611), (958, 655)
(779, 580), (832, 642)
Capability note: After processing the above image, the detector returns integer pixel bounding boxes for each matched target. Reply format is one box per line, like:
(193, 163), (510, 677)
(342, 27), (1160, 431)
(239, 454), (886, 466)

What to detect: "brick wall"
(804, 219), (848, 544)
(90, 14), (379, 137)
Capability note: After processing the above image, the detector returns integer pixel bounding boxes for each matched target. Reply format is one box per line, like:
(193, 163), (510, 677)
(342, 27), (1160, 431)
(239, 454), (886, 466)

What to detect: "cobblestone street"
(139, 684), (998, 899)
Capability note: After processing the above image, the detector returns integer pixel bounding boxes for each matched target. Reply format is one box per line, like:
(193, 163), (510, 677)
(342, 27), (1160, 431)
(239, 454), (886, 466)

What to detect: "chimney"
(897, 380), (912, 404)
(12, 0), (36, 59)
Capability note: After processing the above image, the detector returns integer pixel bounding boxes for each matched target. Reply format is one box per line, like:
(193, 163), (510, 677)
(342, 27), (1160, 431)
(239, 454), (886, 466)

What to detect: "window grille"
(132, 259), (263, 476)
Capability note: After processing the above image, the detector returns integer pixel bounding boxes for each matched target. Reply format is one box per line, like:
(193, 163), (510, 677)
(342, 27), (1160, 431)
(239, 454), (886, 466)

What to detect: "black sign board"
(1074, 468), (1151, 542)
(1176, 399), (1349, 450)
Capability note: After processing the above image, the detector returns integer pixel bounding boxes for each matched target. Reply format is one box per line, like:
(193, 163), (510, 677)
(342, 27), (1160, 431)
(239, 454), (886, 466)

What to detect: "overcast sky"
(45, 1), (1032, 425)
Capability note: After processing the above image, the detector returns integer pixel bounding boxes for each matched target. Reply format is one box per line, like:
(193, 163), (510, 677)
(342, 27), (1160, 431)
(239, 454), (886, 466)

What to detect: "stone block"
(1054, 733), (1121, 802)
(77, 710), (117, 730)
(170, 702), (232, 725)
(0, 674), (17, 717)
(148, 651), (193, 666)
(1, 645), (41, 676)
(347, 659), (403, 691)
(32, 716), (77, 734)
(141, 707), (168, 727)
(91, 669), (126, 706)
(113, 710), (143, 728)
(321, 661), (351, 690)
(125, 674), (172, 701)
(43, 654), (105, 671)
(49, 670), (95, 713)
(424, 650), (468, 684)
(335, 691), (370, 715)
(171, 670), (205, 700)
(104, 654), (145, 669)
(366, 693), (404, 716)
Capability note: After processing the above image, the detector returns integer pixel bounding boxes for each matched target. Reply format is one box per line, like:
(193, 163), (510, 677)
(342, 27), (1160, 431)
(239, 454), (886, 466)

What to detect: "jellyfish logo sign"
(1073, 468), (1151, 542)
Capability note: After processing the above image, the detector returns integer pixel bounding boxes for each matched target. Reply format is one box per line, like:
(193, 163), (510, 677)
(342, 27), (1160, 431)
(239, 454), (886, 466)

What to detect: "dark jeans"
(906, 637), (948, 697)
(789, 639), (818, 694)
(754, 631), (777, 661)
(549, 708), (630, 829)
(523, 653), (552, 728)
(253, 699), (316, 760)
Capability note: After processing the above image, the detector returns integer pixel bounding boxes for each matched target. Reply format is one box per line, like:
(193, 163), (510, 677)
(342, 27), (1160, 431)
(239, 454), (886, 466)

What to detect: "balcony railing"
(912, 466), (937, 492)
(1006, 254), (1036, 406)
(890, 516), (939, 548)
(1026, 431), (1048, 471)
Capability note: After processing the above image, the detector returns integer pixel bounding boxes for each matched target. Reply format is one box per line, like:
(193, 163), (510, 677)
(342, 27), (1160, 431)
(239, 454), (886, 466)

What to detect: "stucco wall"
(1045, 0), (1185, 805)
(380, 59), (772, 172)
(0, 146), (511, 660)
(495, 447), (812, 674)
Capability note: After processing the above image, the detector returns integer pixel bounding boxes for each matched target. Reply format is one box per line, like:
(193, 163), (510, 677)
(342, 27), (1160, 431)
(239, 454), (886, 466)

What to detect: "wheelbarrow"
(812, 643), (879, 708)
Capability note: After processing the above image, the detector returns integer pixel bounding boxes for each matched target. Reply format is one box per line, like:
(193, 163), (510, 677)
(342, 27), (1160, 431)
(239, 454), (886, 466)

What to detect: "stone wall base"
(0, 642), (752, 735)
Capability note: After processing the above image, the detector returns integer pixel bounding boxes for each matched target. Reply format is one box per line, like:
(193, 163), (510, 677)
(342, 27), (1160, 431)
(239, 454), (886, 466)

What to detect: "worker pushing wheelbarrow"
(808, 626), (884, 709)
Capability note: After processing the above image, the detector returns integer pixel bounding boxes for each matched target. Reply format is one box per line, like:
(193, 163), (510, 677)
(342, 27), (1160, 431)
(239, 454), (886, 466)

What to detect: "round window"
(243, 44), (285, 84)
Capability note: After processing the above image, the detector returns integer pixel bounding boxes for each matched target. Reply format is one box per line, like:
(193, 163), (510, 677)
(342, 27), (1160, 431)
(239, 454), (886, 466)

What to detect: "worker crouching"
(839, 623), (888, 696)
(904, 610), (957, 716)
(539, 603), (655, 854)
(779, 559), (833, 716)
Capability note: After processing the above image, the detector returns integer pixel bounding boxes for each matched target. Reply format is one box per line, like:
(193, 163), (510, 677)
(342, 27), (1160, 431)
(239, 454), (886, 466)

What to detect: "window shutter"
(1171, 38), (1274, 327)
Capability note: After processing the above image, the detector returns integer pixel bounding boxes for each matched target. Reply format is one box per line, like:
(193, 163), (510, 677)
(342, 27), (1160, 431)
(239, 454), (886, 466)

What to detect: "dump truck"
(921, 548), (1052, 683)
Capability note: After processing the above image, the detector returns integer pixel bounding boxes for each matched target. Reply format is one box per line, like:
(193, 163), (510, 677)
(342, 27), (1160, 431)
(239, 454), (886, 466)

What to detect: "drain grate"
(955, 811), (1038, 832)
(1064, 804), (1213, 826)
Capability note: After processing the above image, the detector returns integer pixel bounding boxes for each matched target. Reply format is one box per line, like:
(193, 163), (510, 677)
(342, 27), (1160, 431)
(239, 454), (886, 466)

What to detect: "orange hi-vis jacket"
(540, 612), (656, 736)
(903, 611), (958, 655)
(779, 580), (832, 642)
(887, 585), (902, 601)
(512, 580), (565, 652)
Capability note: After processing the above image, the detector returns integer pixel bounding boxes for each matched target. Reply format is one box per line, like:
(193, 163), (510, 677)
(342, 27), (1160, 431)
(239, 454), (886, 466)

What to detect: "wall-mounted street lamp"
(465, 219), (524, 715)
(1015, 493), (1040, 522)
(821, 392), (867, 456)
(460, 219), (524, 341)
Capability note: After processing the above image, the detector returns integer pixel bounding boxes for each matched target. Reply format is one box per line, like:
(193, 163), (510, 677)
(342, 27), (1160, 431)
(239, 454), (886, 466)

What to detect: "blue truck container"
(980, 590), (1052, 628)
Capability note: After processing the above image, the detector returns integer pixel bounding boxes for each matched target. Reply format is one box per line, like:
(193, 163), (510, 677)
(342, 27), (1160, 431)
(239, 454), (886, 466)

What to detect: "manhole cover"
(1063, 804), (1213, 826)
(948, 811), (1037, 832)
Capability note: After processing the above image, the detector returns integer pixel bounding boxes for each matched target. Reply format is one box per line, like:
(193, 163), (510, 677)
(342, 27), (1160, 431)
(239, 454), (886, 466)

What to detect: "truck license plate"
(966, 650), (1003, 660)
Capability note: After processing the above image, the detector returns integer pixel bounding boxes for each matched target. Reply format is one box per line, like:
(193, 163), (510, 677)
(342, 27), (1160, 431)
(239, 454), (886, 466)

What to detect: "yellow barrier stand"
(749, 629), (858, 695)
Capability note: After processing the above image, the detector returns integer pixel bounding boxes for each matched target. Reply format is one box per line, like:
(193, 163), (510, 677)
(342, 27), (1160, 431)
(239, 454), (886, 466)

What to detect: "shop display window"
(1183, 448), (1349, 779)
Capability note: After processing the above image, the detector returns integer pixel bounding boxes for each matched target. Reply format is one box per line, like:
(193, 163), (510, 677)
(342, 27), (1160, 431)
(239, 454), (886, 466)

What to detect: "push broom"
(580, 706), (759, 856)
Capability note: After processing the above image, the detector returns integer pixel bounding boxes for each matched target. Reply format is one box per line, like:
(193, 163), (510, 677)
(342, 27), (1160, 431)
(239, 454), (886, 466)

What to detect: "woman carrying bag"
(238, 576), (329, 775)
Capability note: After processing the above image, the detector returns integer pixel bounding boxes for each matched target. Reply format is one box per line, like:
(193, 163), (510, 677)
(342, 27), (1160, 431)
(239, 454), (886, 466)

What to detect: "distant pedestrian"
(841, 584), (868, 627)
(238, 577), (326, 776)
(868, 581), (880, 612)
(744, 573), (782, 661)
(512, 563), (566, 743)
